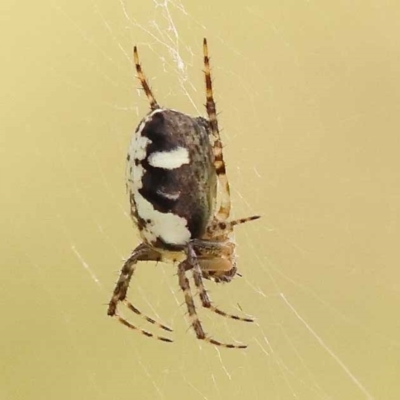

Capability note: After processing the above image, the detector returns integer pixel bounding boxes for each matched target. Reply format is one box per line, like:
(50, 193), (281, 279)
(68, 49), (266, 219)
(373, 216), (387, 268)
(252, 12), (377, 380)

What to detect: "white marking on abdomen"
(135, 192), (190, 245)
(148, 146), (190, 170)
(157, 189), (180, 201)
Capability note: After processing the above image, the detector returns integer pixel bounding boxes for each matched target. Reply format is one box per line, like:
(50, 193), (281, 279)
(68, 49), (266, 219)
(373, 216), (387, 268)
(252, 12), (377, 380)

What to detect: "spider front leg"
(187, 244), (253, 322)
(108, 243), (173, 342)
(177, 246), (248, 349)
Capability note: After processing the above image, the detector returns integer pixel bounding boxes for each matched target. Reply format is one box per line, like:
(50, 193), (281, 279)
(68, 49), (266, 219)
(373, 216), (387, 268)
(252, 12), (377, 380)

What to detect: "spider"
(108, 38), (260, 349)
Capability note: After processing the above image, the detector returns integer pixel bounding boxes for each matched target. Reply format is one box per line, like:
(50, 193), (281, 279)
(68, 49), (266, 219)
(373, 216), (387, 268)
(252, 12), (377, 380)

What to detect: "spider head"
(195, 239), (237, 283)
(192, 214), (260, 282)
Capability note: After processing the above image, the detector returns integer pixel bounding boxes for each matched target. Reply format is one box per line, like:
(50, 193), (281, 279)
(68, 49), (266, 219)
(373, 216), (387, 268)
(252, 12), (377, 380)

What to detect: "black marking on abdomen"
(139, 165), (179, 213)
(141, 112), (177, 154)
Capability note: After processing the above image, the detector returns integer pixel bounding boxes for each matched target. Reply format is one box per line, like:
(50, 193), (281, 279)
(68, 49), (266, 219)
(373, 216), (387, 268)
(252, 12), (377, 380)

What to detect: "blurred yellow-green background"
(1, 1), (399, 399)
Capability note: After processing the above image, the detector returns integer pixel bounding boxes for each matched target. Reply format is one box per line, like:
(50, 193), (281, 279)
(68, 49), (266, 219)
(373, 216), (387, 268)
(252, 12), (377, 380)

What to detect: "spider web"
(3, 1), (400, 399)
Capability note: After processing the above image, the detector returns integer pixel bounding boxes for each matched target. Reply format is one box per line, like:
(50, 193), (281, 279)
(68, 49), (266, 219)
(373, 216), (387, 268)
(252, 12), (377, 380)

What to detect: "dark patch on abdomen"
(139, 164), (207, 239)
(139, 167), (178, 213)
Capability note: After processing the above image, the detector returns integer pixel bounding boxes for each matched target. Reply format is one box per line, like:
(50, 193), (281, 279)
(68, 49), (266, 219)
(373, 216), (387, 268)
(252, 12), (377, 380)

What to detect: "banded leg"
(178, 253), (247, 349)
(205, 215), (261, 239)
(108, 243), (172, 342)
(133, 46), (159, 110)
(187, 245), (253, 323)
(203, 38), (231, 221)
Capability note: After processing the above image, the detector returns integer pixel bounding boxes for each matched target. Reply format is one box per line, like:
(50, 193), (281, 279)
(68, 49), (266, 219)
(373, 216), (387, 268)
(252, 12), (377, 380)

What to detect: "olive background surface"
(1, 1), (399, 399)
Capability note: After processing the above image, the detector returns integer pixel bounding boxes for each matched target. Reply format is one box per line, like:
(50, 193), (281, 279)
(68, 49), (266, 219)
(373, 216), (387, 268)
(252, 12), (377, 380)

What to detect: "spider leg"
(178, 251), (247, 349)
(229, 215), (261, 228)
(204, 215), (261, 239)
(187, 245), (253, 323)
(122, 300), (172, 332)
(108, 243), (173, 342)
(203, 38), (231, 222)
(133, 46), (159, 110)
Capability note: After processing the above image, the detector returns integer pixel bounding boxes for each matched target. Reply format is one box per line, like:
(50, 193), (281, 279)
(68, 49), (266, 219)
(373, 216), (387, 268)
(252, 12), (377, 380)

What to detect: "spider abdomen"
(127, 109), (217, 250)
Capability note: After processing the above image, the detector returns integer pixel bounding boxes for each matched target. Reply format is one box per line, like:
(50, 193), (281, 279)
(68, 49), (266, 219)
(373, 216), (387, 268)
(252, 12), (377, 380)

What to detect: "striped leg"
(205, 215), (261, 239)
(133, 46), (159, 110)
(187, 245), (253, 323)
(108, 243), (172, 343)
(203, 38), (231, 221)
(178, 251), (247, 349)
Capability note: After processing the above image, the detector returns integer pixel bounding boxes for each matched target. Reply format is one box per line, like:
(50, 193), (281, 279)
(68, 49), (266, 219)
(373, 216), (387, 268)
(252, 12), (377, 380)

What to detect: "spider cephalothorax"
(108, 39), (260, 348)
